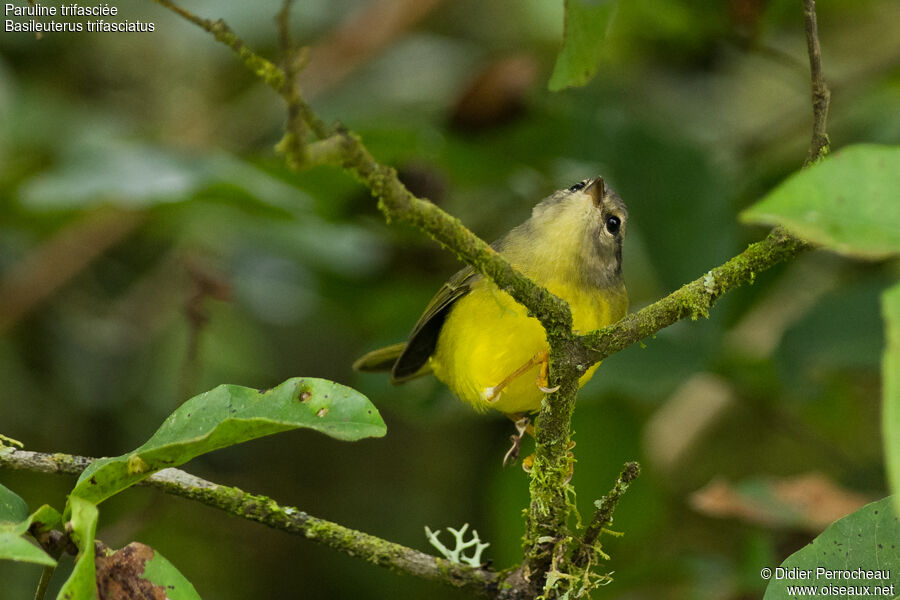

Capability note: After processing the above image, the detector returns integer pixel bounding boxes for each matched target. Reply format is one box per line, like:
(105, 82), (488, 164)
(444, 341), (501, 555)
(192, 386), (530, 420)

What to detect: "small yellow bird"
(354, 177), (628, 421)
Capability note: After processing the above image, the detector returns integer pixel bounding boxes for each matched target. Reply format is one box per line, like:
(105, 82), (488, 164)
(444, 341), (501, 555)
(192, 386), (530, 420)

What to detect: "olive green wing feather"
(391, 265), (480, 382)
(352, 343), (408, 372)
(353, 265), (481, 383)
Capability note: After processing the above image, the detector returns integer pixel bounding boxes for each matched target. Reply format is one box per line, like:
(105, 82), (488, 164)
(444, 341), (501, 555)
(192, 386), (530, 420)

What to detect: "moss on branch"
(0, 447), (502, 596)
(572, 462), (640, 569)
(578, 227), (808, 365)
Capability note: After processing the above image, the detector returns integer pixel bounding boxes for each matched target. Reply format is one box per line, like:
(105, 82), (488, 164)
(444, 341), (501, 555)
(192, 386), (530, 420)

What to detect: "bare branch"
(802, 0), (831, 165)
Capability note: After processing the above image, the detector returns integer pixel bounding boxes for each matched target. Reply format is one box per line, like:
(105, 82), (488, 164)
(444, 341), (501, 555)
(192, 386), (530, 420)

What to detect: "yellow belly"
(429, 278), (621, 414)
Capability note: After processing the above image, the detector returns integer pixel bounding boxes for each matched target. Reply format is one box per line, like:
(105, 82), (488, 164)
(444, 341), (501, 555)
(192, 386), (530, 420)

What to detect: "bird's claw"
(481, 386), (501, 403)
(503, 417), (530, 467)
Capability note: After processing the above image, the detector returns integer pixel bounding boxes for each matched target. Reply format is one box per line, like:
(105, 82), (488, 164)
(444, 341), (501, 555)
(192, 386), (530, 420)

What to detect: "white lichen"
(424, 523), (490, 567)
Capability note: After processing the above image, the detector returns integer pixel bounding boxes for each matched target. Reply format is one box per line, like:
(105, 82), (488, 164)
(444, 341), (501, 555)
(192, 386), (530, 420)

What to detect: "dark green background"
(1, 0), (898, 597)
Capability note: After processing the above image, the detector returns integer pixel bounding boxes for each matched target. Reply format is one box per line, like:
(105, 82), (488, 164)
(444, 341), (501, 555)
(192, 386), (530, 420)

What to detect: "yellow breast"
(429, 277), (625, 414)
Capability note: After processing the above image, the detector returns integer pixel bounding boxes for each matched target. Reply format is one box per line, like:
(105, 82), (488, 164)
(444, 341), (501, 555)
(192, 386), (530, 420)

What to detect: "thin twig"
(802, 0), (831, 165)
(275, 0), (312, 165)
(572, 462), (640, 568)
(276, 0), (295, 55)
(0, 448), (503, 596)
(33, 565), (55, 600)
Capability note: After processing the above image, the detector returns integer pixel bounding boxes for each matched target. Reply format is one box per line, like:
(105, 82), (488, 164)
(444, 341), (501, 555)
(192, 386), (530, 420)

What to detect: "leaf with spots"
(763, 496), (900, 600)
(742, 144), (900, 259)
(95, 542), (201, 600)
(69, 378), (385, 506)
(139, 545), (202, 600)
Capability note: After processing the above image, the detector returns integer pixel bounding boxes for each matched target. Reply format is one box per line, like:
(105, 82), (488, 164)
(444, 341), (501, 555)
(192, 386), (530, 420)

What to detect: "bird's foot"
(484, 350), (559, 406)
(481, 386), (501, 404)
(502, 416), (531, 466)
(534, 350), (560, 394)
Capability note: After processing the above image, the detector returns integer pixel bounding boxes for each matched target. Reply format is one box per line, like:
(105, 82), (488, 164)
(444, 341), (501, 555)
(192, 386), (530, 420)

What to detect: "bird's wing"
(391, 265), (481, 382)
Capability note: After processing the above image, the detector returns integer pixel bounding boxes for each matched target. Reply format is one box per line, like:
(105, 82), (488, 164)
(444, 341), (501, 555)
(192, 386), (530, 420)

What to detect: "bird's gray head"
(520, 176), (628, 290)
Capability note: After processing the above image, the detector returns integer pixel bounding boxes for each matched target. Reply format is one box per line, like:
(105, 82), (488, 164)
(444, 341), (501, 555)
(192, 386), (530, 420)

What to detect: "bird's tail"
(353, 342), (433, 382)
(352, 343), (407, 372)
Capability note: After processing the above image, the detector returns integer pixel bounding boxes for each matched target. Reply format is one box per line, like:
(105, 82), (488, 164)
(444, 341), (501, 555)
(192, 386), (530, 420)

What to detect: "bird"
(354, 177), (628, 456)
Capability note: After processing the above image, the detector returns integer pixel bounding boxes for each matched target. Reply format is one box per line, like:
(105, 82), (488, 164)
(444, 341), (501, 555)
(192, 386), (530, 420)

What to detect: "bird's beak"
(585, 177), (606, 207)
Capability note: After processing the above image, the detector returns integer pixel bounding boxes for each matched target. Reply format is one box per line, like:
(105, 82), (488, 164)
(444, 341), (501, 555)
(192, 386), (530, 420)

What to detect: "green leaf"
(0, 503), (62, 566)
(884, 283), (900, 518)
(57, 496), (99, 600)
(0, 483), (29, 523)
(141, 547), (203, 600)
(27, 505), (62, 536)
(0, 485), (55, 566)
(742, 144), (900, 259)
(548, 0), (617, 91)
(70, 378), (385, 505)
(91, 543), (202, 600)
(763, 497), (900, 600)
(0, 529), (57, 566)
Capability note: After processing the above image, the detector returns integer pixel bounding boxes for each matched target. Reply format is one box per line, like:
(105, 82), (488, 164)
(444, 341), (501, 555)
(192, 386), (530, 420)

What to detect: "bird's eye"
(568, 181), (586, 192)
(606, 215), (621, 235)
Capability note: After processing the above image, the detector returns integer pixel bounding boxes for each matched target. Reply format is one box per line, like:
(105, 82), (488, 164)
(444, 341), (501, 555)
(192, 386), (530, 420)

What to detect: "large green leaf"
(742, 144), (900, 259)
(763, 497), (900, 600)
(548, 0), (617, 91)
(57, 496), (98, 600)
(884, 284), (900, 517)
(70, 378), (385, 505)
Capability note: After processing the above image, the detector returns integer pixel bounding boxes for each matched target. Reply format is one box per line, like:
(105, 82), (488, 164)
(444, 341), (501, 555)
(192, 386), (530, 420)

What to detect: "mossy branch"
(578, 227), (808, 365)
(575, 0), (831, 370)
(572, 462), (640, 568)
(0, 447), (504, 597)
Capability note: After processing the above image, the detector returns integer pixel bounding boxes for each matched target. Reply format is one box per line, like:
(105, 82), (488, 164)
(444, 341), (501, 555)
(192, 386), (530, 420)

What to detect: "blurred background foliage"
(1, 0), (898, 598)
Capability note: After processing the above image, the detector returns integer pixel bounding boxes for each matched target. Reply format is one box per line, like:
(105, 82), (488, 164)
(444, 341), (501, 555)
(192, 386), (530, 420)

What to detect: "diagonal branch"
(151, 0), (573, 340)
(0, 447), (503, 596)
(578, 227), (808, 364)
(572, 462), (640, 568)
(576, 0), (832, 370)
